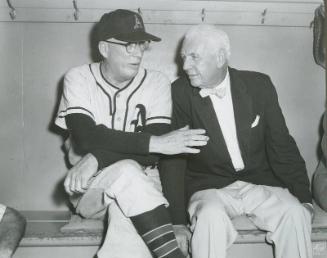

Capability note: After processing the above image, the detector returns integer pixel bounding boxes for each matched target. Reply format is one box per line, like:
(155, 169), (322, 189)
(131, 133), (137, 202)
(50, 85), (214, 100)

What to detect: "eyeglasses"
(105, 40), (150, 53)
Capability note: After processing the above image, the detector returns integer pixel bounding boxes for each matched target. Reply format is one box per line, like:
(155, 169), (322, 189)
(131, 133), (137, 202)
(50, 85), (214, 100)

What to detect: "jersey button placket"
(115, 93), (124, 130)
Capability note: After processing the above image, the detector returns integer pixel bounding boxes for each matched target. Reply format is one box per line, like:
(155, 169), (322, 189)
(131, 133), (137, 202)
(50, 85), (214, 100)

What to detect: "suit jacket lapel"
(229, 68), (253, 165)
(192, 88), (232, 162)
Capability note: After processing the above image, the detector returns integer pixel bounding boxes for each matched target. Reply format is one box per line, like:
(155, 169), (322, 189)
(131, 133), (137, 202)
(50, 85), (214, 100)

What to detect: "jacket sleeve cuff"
(136, 133), (151, 154)
(293, 188), (312, 204)
(169, 207), (188, 225)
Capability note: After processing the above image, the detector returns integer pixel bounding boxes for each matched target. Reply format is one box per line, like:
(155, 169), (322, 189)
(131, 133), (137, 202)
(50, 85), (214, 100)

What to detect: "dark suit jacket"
(159, 67), (311, 225)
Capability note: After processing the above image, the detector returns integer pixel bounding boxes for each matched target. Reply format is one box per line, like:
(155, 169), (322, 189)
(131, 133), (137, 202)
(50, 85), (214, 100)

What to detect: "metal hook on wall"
(201, 8), (206, 22)
(73, 0), (79, 21)
(7, 0), (16, 20)
(310, 4), (324, 28)
(261, 8), (267, 25)
(138, 8), (143, 17)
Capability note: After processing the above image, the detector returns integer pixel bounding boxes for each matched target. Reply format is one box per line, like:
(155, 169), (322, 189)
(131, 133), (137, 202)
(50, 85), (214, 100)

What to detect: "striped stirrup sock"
(131, 205), (185, 258)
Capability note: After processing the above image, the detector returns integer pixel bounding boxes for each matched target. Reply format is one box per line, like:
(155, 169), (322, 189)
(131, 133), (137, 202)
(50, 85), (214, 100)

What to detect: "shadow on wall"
(52, 177), (74, 210)
(47, 76), (72, 208)
(89, 22), (102, 62)
(46, 22), (103, 210)
(316, 113), (325, 167)
(48, 76), (70, 168)
(174, 37), (185, 79)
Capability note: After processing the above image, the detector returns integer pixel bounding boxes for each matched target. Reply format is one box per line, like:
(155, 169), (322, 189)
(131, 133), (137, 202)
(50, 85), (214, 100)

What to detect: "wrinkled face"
(181, 38), (221, 89)
(100, 39), (146, 83)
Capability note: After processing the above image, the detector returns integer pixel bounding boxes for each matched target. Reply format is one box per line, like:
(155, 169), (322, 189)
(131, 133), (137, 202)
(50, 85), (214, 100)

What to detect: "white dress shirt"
(200, 71), (245, 171)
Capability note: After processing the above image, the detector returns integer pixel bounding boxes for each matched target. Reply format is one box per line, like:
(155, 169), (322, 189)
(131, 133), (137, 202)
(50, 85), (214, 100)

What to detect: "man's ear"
(98, 41), (109, 58)
(216, 49), (227, 68)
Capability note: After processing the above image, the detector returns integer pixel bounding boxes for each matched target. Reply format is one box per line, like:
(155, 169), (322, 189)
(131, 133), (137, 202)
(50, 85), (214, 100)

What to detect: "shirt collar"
(199, 70), (230, 98)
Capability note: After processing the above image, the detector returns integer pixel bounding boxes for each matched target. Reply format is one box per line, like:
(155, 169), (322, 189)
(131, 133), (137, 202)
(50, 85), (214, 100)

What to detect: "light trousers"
(188, 181), (312, 258)
(70, 159), (167, 258)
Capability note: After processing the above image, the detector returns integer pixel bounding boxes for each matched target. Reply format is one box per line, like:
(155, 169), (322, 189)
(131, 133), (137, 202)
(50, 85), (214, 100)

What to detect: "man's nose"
(132, 44), (143, 57)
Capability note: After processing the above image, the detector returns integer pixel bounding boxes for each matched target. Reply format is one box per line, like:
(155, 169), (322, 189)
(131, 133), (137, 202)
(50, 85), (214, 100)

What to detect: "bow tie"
(199, 86), (226, 98)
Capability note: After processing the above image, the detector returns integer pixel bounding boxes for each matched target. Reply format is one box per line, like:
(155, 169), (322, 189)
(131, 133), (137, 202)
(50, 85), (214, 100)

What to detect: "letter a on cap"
(134, 15), (143, 29)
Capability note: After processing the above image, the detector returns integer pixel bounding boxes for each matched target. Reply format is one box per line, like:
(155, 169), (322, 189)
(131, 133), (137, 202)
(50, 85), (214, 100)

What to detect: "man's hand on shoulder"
(149, 125), (209, 155)
(173, 224), (191, 257)
(64, 153), (99, 196)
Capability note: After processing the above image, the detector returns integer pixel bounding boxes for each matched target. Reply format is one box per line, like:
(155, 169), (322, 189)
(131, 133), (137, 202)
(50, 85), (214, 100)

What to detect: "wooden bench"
(14, 204), (327, 258)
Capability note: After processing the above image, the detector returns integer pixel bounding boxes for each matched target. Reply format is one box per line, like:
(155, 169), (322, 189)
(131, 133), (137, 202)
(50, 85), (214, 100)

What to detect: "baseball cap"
(97, 9), (161, 42)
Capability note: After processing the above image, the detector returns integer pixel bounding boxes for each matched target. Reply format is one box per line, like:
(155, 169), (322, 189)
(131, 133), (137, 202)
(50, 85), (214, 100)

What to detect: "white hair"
(184, 25), (231, 60)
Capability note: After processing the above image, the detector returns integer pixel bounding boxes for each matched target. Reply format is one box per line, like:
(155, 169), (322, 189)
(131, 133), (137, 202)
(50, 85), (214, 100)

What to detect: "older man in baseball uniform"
(55, 9), (207, 258)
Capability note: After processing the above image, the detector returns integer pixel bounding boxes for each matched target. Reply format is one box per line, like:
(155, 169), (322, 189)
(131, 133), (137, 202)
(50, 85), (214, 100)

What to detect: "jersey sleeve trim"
(58, 107), (95, 119)
(146, 116), (171, 125)
(56, 106), (95, 129)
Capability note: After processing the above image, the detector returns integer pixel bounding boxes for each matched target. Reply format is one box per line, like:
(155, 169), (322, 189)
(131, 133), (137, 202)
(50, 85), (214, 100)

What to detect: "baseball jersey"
(0, 203), (6, 222)
(55, 63), (172, 133)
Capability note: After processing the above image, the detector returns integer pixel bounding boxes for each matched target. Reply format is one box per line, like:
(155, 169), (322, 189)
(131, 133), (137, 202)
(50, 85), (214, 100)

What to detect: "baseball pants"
(188, 180), (312, 258)
(70, 159), (168, 258)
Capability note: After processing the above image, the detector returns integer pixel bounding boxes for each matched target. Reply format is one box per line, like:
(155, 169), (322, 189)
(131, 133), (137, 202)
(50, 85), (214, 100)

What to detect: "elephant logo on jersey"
(131, 104), (146, 132)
